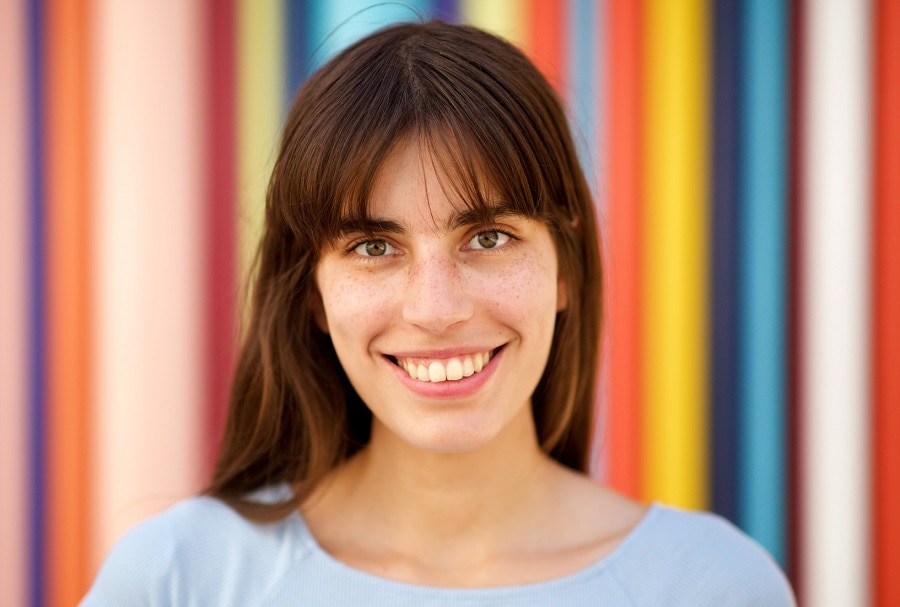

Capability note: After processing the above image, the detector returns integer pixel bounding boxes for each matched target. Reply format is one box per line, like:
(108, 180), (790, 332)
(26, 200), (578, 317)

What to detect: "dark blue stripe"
(27, 0), (46, 605)
(285, 0), (309, 103)
(710, 0), (743, 525)
(432, 0), (458, 23)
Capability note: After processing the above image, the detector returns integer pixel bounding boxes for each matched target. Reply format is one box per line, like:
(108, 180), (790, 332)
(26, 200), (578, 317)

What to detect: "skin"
(306, 139), (646, 588)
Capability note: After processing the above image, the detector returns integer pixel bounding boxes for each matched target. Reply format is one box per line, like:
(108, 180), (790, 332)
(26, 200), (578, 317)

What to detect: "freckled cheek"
(319, 274), (402, 333)
(472, 258), (559, 325)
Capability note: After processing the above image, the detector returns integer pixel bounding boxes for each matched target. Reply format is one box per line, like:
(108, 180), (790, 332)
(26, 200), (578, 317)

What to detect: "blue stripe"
(306, 0), (431, 73)
(567, 0), (601, 194)
(710, 0), (743, 525)
(27, 0), (46, 605)
(739, 0), (788, 566)
(285, 0), (310, 103)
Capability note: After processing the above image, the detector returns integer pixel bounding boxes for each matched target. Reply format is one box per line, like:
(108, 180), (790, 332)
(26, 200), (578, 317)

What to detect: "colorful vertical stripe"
(203, 0), (238, 476)
(4, 3), (898, 605)
(872, 0), (900, 605)
(642, 0), (709, 510)
(91, 0), (205, 570)
(710, 0), (742, 523)
(739, 0), (788, 565)
(602, 0), (642, 498)
(236, 0), (284, 317)
(801, 1), (871, 605)
(0, 1), (30, 605)
(27, 0), (48, 603)
(45, 0), (92, 604)
(786, 0), (805, 592)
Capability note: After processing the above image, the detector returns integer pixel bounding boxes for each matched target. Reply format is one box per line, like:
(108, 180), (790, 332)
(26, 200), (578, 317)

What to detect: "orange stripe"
(603, 0), (642, 497)
(524, 0), (565, 92)
(45, 0), (92, 604)
(874, 0), (900, 604)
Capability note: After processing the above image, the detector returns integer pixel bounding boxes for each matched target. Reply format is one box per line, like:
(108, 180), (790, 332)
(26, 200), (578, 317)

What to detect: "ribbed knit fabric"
(81, 495), (795, 606)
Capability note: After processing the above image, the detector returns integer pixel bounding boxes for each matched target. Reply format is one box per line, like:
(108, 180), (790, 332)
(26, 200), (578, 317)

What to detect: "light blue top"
(81, 495), (795, 606)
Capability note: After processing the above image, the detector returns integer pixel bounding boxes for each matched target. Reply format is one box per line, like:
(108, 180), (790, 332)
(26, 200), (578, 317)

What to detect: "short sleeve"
(79, 511), (182, 607)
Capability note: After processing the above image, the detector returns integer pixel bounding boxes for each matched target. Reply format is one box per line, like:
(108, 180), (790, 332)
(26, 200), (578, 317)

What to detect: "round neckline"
(287, 502), (663, 597)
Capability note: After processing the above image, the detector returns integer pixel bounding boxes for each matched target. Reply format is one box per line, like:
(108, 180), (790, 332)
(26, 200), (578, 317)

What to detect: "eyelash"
(345, 227), (517, 260)
(465, 227), (516, 252)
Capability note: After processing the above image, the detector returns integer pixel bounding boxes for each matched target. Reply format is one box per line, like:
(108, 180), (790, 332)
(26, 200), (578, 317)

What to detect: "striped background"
(1, 1), (897, 605)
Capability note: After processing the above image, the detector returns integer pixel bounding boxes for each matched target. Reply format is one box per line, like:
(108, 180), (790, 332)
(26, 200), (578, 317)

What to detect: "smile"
(395, 350), (494, 383)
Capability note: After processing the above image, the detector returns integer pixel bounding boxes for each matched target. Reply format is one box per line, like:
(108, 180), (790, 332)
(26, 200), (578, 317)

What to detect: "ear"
(556, 276), (568, 312)
(310, 287), (329, 333)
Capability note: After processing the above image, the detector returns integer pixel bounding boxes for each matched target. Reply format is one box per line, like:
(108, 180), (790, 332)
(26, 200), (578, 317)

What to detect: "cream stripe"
(91, 0), (204, 569)
(459, 0), (527, 48)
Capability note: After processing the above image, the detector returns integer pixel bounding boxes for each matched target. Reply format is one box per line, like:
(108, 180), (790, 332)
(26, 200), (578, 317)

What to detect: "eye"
(468, 230), (510, 250)
(353, 239), (396, 257)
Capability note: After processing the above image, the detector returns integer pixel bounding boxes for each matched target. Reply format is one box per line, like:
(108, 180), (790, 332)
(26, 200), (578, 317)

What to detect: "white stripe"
(802, 1), (871, 604)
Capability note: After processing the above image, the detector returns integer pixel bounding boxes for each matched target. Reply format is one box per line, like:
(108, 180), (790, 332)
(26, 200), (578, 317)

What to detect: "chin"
(391, 419), (506, 455)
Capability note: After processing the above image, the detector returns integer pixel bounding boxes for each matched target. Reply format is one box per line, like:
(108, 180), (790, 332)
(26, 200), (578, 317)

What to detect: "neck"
(304, 406), (559, 560)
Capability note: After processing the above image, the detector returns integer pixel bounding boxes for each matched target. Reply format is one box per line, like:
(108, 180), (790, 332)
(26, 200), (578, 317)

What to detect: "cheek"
(477, 254), (559, 329)
(320, 273), (396, 334)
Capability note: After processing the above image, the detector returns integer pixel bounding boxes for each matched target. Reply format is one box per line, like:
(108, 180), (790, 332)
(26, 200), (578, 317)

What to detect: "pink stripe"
(0, 0), (30, 605)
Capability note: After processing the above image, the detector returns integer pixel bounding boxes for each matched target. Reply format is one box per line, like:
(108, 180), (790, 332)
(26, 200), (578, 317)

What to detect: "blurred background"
(0, 0), (897, 606)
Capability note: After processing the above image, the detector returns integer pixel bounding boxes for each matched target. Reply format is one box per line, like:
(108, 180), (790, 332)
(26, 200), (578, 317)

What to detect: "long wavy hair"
(207, 20), (603, 520)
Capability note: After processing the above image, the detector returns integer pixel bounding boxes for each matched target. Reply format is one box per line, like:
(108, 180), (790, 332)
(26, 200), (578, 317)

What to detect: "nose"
(402, 251), (473, 333)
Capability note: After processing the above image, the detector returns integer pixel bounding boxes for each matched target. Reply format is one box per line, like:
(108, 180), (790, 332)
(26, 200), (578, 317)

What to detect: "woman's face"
(314, 140), (565, 454)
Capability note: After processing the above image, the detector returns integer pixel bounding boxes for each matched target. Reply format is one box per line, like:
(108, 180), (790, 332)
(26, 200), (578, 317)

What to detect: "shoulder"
(80, 494), (308, 606)
(607, 504), (796, 606)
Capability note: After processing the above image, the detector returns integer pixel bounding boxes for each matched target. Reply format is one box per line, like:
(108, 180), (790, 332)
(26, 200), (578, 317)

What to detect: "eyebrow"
(338, 202), (527, 237)
(447, 201), (526, 230)
(336, 218), (406, 237)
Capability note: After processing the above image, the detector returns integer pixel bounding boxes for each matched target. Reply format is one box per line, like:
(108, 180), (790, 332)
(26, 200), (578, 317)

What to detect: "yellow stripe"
(237, 0), (284, 316)
(459, 0), (528, 48)
(642, 0), (709, 509)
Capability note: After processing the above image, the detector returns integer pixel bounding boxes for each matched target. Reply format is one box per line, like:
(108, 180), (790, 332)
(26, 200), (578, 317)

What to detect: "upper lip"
(386, 345), (503, 360)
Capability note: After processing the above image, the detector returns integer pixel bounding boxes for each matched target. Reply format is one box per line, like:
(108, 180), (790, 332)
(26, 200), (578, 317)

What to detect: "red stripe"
(602, 0), (642, 498)
(873, 0), (900, 603)
(787, 0), (806, 597)
(525, 0), (565, 93)
(204, 0), (238, 477)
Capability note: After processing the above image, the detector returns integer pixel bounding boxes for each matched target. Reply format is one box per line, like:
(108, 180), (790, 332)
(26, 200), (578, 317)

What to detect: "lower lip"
(387, 348), (503, 399)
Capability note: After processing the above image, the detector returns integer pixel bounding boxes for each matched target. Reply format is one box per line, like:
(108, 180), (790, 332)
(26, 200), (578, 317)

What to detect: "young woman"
(83, 21), (794, 605)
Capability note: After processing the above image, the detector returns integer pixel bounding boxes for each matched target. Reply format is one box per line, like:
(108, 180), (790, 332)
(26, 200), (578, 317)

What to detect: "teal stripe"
(739, 0), (788, 565)
(306, 0), (431, 71)
(567, 0), (602, 195)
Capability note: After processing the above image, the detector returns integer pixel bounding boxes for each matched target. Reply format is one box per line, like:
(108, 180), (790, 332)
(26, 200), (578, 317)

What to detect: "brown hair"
(207, 20), (603, 520)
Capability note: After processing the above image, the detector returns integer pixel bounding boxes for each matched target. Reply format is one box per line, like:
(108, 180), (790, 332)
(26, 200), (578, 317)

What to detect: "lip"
(387, 345), (502, 360)
(385, 346), (504, 399)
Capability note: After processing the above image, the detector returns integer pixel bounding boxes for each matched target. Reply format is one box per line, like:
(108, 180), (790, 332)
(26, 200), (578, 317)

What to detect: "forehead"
(339, 137), (528, 234)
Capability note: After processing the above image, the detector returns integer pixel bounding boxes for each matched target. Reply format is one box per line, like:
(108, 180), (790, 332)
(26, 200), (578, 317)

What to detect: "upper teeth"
(398, 351), (492, 382)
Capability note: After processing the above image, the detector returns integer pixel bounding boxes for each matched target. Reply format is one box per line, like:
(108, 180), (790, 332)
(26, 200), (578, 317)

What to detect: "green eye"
(354, 240), (394, 257)
(470, 230), (510, 250)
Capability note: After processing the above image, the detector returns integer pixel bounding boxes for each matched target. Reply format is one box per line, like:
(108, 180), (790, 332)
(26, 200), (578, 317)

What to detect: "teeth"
(428, 361), (447, 382)
(397, 350), (494, 383)
(445, 358), (463, 381)
(462, 357), (475, 377)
